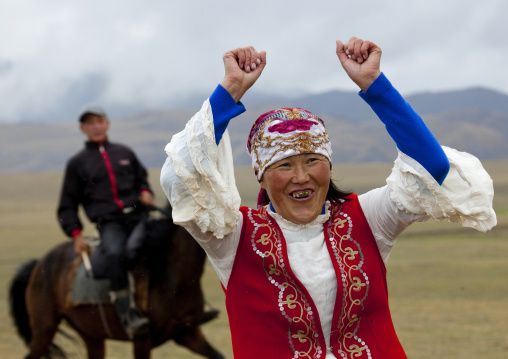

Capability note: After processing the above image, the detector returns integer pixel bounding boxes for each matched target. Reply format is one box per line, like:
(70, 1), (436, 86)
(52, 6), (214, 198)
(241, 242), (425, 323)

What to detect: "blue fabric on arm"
(359, 73), (450, 185)
(209, 84), (246, 145)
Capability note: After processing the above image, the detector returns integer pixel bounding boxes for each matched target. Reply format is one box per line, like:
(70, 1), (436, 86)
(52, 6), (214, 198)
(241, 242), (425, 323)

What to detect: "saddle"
(71, 248), (111, 305)
(68, 239), (149, 311)
(67, 207), (174, 310)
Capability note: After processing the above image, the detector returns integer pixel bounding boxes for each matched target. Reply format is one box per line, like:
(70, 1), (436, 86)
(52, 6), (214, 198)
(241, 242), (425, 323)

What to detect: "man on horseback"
(57, 105), (154, 339)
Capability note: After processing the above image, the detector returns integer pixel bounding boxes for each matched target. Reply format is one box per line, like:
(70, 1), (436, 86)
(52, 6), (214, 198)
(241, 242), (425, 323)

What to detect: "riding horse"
(9, 206), (224, 359)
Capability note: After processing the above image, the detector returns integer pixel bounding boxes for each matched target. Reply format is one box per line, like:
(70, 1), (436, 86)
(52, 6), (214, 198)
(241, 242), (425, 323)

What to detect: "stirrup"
(111, 273), (150, 339)
(126, 310), (150, 339)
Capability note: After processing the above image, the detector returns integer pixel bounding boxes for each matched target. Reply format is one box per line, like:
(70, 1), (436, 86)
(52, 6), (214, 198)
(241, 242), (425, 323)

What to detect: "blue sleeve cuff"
(359, 73), (450, 185)
(359, 72), (404, 111)
(209, 84), (246, 145)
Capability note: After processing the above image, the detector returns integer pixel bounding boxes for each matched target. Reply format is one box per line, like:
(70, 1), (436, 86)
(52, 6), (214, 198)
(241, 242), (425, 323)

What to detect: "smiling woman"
(160, 38), (496, 359)
(260, 153), (332, 224)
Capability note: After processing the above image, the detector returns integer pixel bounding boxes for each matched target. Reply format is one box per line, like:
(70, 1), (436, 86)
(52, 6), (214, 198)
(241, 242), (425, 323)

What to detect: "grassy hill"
(1, 161), (507, 358)
(1, 86), (508, 173)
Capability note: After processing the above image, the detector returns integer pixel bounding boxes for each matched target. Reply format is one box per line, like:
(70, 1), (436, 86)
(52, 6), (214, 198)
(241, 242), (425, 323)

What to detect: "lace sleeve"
(387, 146), (497, 232)
(160, 99), (242, 240)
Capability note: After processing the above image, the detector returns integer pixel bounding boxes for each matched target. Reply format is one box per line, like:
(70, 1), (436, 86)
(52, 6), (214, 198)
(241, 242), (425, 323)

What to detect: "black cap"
(78, 105), (107, 123)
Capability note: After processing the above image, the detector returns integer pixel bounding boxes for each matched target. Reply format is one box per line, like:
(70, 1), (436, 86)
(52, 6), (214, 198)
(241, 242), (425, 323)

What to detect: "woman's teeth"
(292, 191), (310, 198)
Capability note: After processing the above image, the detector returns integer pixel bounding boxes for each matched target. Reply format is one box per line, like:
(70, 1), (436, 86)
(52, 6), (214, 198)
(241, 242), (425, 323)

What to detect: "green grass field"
(1, 160), (507, 358)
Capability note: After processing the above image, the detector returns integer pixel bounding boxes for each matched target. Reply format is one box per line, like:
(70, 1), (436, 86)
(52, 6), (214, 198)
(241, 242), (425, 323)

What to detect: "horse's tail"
(9, 259), (37, 345)
(9, 259), (71, 358)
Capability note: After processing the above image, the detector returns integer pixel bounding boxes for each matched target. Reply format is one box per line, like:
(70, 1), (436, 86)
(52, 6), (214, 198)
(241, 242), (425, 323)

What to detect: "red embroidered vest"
(224, 194), (407, 359)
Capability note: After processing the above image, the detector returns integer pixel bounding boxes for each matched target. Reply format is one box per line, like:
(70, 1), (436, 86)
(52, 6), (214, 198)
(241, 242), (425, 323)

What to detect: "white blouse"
(160, 99), (497, 357)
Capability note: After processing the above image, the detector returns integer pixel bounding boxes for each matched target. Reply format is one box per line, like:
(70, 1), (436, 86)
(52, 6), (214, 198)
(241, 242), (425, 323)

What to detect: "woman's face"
(260, 153), (332, 224)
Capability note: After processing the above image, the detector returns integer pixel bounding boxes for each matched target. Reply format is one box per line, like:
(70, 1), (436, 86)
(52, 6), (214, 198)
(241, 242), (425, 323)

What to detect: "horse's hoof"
(200, 309), (220, 324)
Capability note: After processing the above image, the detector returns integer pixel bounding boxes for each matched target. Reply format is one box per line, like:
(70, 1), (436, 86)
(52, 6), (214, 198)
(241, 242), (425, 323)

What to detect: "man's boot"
(110, 288), (149, 339)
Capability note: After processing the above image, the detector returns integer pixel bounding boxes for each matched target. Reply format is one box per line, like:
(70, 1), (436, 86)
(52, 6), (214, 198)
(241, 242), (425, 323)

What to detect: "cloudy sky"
(0, 0), (506, 122)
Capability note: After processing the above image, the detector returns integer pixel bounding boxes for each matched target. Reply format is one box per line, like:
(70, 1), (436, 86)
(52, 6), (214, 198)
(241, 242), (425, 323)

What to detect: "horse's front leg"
(133, 336), (152, 359)
(81, 336), (105, 359)
(174, 327), (225, 359)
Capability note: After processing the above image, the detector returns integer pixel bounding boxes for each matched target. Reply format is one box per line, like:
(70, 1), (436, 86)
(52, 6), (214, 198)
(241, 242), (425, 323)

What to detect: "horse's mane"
(141, 204), (178, 282)
(143, 203), (175, 250)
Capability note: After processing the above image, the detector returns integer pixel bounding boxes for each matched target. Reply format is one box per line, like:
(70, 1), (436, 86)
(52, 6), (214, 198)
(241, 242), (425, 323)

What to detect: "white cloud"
(0, 0), (506, 122)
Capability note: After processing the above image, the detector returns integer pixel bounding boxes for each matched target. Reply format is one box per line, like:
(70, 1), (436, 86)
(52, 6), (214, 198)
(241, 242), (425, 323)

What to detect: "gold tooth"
(293, 191), (310, 198)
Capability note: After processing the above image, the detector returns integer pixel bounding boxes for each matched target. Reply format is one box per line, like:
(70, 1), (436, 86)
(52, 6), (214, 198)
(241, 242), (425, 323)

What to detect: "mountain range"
(1, 86), (507, 173)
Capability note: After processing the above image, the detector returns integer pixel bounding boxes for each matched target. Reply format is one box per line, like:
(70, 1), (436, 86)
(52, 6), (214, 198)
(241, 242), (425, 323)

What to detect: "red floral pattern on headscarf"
(268, 119), (318, 134)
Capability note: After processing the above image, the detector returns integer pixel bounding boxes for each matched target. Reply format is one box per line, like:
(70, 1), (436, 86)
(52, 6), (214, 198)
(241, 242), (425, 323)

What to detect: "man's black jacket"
(57, 140), (152, 237)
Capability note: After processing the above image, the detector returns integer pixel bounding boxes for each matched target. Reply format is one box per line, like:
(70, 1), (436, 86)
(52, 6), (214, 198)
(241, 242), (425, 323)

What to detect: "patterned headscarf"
(247, 107), (332, 182)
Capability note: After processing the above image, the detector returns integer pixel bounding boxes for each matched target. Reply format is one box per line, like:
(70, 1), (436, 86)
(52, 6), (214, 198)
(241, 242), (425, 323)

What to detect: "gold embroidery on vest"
(328, 206), (372, 359)
(247, 208), (324, 359)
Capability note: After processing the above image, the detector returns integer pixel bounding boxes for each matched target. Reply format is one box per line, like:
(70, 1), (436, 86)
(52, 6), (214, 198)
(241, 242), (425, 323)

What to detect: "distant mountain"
(1, 87), (507, 173)
(406, 87), (508, 115)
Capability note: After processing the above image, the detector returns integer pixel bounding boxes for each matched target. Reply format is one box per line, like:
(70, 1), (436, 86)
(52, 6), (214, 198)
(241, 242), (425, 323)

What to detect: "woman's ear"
(259, 178), (266, 190)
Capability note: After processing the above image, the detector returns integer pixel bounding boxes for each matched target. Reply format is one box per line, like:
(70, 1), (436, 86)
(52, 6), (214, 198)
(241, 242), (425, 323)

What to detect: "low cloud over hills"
(1, 87), (507, 173)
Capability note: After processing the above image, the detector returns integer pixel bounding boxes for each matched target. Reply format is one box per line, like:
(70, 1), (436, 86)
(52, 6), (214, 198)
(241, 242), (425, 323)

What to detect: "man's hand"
(220, 46), (267, 103)
(336, 37), (382, 92)
(139, 191), (155, 207)
(73, 234), (89, 255)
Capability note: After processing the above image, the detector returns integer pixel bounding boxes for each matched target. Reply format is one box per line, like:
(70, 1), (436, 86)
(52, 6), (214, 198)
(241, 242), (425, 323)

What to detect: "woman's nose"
(292, 165), (309, 183)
